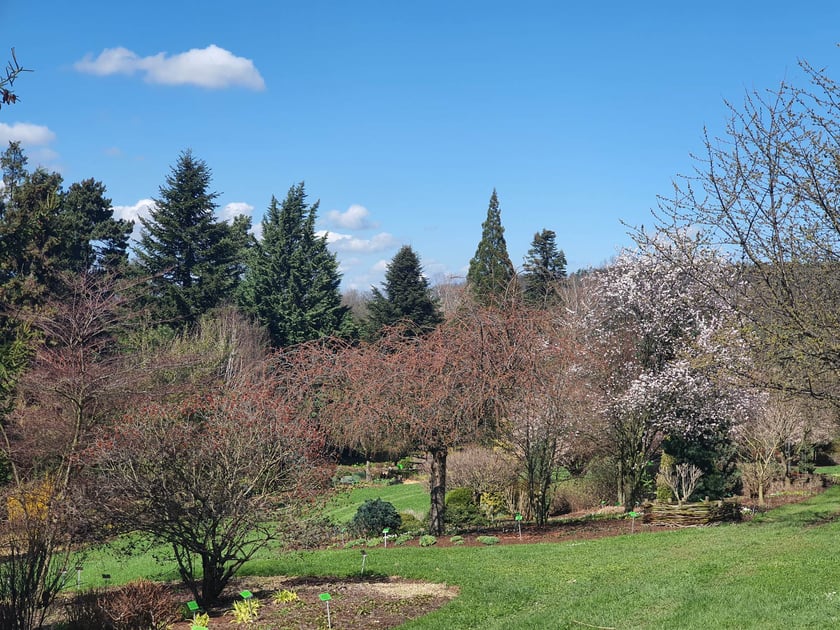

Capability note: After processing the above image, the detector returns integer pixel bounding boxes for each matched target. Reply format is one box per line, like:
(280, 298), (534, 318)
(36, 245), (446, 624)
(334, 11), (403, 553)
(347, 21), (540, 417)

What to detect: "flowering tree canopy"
(585, 246), (749, 506)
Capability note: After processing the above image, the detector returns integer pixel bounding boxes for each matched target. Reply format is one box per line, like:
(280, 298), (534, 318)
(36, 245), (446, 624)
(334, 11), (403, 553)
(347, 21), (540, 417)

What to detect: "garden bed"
(169, 576), (458, 630)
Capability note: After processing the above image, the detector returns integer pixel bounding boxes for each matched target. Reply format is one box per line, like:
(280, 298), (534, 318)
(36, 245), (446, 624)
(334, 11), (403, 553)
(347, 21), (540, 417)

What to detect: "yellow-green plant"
(272, 589), (299, 604)
(192, 611), (210, 628)
(229, 598), (261, 624)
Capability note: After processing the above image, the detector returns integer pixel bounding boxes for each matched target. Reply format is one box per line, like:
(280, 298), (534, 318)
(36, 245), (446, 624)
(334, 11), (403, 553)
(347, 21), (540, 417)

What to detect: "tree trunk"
(201, 555), (225, 604)
(616, 460), (627, 507)
(428, 447), (447, 536)
(758, 481), (765, 507)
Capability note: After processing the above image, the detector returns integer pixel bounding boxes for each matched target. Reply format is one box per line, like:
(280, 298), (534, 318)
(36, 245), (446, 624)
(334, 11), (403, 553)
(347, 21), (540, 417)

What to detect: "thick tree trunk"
(428, 447), (447, 536)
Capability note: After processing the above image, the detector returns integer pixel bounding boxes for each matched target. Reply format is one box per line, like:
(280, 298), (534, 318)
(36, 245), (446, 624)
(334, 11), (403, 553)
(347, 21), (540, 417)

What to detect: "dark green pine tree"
(0, 145), (65, 307)
(366, 245), (443, 337)
(466, 189), (515, 305)
(134, 150), (248, 327)
(238, 183), (349, 347)
(59, 178), (133, 273)
(522, 229), (567, 306)
(1, 143), (136, 300)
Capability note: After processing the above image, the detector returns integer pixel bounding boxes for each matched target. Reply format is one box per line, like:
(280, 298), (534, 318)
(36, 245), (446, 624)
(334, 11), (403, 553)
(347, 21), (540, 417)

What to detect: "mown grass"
(81, 487), (840, 628)
(322, 480), (430, 524)
(816, 464), (840, 476)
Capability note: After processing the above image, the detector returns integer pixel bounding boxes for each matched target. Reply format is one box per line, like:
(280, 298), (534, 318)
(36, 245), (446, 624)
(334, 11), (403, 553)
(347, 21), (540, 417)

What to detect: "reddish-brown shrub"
(101, 580), (180, 630)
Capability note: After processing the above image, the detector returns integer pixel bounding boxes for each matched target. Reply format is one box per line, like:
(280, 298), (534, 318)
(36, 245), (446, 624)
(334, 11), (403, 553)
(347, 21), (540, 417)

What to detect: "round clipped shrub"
(398, 511), (423, 534)
(350, 498), (402, 537)
(445, 487), (486, 528)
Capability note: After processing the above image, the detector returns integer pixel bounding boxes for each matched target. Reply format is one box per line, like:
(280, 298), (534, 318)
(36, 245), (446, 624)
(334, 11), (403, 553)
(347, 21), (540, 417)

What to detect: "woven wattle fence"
(642, 501), (742, 526)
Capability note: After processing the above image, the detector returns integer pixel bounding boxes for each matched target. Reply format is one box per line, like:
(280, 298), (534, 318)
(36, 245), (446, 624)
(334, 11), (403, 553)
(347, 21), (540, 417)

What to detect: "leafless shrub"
(102, 579), (180, 630)
(660, 463), (703, 504)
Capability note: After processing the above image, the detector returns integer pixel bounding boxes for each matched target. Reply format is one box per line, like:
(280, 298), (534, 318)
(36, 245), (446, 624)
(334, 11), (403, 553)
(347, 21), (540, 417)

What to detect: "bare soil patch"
(169, 575), (458, 630)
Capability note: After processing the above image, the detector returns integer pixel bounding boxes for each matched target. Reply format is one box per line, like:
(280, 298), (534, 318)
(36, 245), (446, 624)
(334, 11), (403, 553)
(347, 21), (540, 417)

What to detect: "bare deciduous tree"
(89, 370), (331, 604)
(0, 272), (141, 629)
(659, 462), (704, 505)
(638, 62), (840, 403)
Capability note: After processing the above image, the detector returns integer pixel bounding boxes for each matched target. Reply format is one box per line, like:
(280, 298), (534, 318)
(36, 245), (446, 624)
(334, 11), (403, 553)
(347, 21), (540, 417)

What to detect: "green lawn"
(80, 487), (840, 629)
(815, 465), (840, 476)
(322, 480), (430, 524)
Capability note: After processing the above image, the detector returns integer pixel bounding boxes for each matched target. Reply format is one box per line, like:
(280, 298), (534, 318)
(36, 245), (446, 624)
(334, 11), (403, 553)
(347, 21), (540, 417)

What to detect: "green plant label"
(186, 600), (199, 612)
(319, 592), (332, 601)
(515, 513), (523, 521)
(382, 527), (390, 533)
(629, 511), (639, 518)
(240, 590), (253, 599)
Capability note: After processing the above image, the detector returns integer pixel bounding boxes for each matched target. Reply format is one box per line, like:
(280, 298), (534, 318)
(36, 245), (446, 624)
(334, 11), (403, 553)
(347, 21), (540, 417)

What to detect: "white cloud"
(318, 230), (398, 253)
(219, 201), (253, 223)
(326, 204), (377, 230)
(74, 45), (265, 91)
(112, 198), (155, 242)
(0, 122), (56, 146)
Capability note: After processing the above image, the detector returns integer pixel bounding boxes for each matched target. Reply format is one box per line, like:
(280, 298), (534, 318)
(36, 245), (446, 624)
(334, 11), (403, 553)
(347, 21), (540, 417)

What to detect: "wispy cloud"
(371, 259), (390, 273)
(319, 230), (398, 253)
(326, 204), (377, 230)
(74, 45), (265, 90)
(0, 122), (56, 146)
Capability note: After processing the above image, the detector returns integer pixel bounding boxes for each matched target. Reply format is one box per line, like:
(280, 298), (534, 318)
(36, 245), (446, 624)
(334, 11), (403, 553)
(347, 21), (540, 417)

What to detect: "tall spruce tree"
(466, 189), (515, 304)
(134, 150), (249, 328)
(366, 245), (443, 337)
(522, 229), (566, 306)
(238, 183), (349, 347)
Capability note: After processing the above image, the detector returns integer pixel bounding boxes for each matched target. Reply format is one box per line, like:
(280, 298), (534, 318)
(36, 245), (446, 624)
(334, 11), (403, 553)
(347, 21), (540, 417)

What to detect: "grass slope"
(247, 488), (840, 629)
(322, 481), (430, 524)
(82, 487), (840, 629)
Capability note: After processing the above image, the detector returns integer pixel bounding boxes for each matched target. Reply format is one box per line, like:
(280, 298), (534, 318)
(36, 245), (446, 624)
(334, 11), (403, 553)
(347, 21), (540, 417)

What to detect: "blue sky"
(2, 1), (839, 289)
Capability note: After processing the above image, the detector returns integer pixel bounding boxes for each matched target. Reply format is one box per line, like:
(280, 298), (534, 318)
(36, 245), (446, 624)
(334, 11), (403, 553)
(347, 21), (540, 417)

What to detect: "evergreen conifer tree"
(522, 229), (566, 306)
(60, 178), (133, 272)
(134, 150), (248, 327)
(466, 189), (515, 304)
(238, 183), (349, 347)
(366, 245), (443, 337)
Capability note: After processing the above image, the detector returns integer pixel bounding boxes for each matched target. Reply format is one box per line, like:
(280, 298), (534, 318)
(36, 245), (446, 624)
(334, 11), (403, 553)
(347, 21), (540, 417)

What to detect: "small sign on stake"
(240, 590), (253, 600)
(360, 549), (368, 575)
(382, 527), (390, 548)
(515, 513), (523, 539)
(319, 592), (333, 628)
(628, 511), (639, 533)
